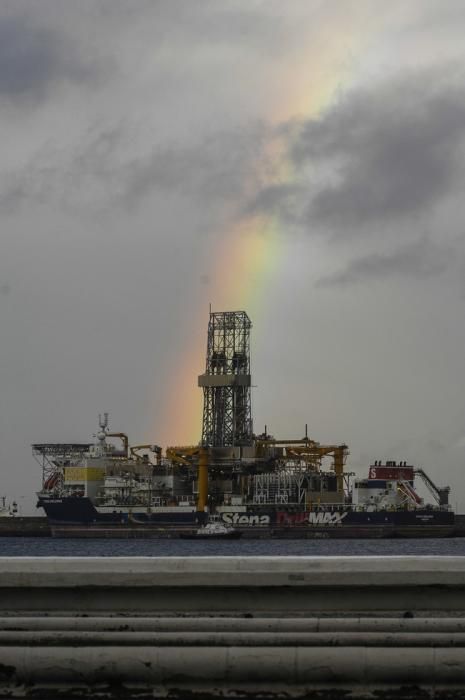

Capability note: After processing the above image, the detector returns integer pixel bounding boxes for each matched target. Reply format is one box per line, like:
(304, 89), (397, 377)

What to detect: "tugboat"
(180, 515), (242, 539)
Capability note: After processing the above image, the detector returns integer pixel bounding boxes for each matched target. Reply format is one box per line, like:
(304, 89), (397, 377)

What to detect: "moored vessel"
(34, 310), (454, 539)
(0, 497), (18, 518)
(34, 417), (454, 538)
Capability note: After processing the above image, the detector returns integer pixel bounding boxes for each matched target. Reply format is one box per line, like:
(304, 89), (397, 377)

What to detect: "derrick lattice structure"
(198, 311), (253, 447)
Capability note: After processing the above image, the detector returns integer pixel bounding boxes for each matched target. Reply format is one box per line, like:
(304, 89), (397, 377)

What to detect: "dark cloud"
(0, 148), (65, 214)
(0, 122), (269, 215)
(119, 126), (267, 208)
(245, 183), (303, 222)
(300, 73), (465, 231)
(316, 238), (451, 287)
(0, 14), (101, 102)
(249, 71), (465, 238)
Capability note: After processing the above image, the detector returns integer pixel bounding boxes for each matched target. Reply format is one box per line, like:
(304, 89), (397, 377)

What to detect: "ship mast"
(95, 412), (109, 457)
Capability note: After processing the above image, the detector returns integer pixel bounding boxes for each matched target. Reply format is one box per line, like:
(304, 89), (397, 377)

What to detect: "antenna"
(98, 413), (109, 431)
(96, 412), (109, 456)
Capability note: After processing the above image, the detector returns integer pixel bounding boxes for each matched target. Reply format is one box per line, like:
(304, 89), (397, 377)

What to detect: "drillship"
(35, 311), (454, 538)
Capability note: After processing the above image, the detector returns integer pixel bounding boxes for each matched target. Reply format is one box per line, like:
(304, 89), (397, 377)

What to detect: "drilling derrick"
(198, 311), (253, 447)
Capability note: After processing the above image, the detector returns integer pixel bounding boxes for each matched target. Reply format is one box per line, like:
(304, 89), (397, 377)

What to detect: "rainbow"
(154, 10), (380, 446)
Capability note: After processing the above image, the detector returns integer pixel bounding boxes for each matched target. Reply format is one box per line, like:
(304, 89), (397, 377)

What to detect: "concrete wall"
(0, 517), (50, 537)
(1, 556), (465, 697)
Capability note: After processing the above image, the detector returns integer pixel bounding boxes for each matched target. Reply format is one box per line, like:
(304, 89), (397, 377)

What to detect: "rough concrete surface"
(1, 557), (465, 697)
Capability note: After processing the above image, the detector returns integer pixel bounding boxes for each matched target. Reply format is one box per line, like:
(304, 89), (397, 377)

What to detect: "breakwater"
(0, 517), (50, 537)
(2, 515), (465, 538)
(1, 556), (465, 697)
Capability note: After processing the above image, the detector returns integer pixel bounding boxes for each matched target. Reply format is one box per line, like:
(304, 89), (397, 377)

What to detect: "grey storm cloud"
(0, 13), (102, 102)
(245, 182), (303, 222)
(242, 68), (465, 288)
(299, 72), (465, 231)
(120, 127), (267, 207)
(316, 238), (451, 288)
(0, 122), (269, 214)
(250, 70), (465, 235)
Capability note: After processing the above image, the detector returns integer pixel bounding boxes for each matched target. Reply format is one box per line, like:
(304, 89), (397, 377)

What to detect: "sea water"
(0, 537), (465, 556)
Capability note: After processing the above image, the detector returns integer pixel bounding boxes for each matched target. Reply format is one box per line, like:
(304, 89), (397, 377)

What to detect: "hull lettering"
(277, 511), (349, 526)
(221, 513), (270, 526)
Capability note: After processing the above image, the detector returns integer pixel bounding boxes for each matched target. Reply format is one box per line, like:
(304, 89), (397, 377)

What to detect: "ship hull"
(37, 496), (201, 526)
(38, 496), (455, 537)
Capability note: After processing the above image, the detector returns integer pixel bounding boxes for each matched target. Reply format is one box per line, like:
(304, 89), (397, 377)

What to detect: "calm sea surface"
(0, 537), (465, 556)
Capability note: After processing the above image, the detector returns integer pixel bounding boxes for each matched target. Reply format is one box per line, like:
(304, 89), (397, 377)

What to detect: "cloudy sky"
(2, 0), (465, 513)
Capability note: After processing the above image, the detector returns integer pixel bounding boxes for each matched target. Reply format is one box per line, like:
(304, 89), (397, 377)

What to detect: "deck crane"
(414, 468), (450, 507)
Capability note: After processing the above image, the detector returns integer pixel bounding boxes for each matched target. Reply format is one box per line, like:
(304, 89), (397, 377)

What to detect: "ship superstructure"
(0, 497), (18, 518)
(34, 413), (198, 525)
(35, 310), (454, 536)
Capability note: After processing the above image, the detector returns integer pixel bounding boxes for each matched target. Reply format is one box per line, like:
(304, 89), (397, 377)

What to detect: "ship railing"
(94, 495), (198, 508)
(178, 497), (195, 506)
(59, 488), (84, 498)
(246, 500), (350, 510)
(245, 500), (447, 512)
